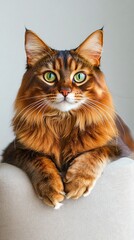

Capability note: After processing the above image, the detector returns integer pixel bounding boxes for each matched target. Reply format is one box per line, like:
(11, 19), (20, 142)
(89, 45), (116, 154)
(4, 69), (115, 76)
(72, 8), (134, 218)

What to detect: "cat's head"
(15, 29), (113, 122)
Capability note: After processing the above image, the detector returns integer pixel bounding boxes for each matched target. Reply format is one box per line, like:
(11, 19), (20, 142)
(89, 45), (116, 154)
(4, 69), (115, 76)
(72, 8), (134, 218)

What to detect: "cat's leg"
(64, 146), (120, 199)
(2, 144), (65, 208)
(11, 157), (64, 208)
(28, 156), (65, 208)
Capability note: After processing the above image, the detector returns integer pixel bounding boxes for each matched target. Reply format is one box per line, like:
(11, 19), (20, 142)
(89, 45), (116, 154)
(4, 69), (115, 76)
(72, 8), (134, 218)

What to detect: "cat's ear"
(25, 29), (53, 67)
(75, 29), (103, 66)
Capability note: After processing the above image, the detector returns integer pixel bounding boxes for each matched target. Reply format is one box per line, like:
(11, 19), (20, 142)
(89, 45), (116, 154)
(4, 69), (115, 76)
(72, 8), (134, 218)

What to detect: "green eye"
(73, 72), (86, 83)
(44, 72), (56, 83)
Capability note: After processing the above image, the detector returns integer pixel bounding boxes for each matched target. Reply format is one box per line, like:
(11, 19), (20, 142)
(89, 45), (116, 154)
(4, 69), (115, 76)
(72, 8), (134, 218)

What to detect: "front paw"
(64, 161), (97, 200)
(33, 172), (65, 209)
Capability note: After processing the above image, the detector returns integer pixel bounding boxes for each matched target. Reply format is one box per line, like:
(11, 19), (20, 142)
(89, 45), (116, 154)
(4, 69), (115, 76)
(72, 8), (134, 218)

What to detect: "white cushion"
(0, 158), (134, 240)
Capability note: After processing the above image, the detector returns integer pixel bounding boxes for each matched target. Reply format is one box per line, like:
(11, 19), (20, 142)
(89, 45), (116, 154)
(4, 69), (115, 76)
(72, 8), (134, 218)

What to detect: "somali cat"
(2, 29), (134, 209)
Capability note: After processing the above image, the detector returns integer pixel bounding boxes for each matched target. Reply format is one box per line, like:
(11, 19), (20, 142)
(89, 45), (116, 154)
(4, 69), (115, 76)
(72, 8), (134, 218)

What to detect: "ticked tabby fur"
(2, 29), (134, 208)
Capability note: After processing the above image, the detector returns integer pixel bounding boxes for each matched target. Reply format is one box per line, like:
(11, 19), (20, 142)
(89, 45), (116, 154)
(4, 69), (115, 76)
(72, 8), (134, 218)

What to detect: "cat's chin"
(50, 100), (85, 112)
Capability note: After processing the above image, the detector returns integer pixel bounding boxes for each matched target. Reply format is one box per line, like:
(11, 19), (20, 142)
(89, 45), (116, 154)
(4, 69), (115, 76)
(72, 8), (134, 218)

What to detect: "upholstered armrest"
(0, 158), (134, 240)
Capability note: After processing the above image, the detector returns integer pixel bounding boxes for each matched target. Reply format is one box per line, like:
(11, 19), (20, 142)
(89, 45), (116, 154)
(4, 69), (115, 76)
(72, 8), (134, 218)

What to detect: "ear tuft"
(75, 29), (103, 66)
(100, 26), (104, 31)
(25, 27), (29, 32)
(25, 30), (52, 67)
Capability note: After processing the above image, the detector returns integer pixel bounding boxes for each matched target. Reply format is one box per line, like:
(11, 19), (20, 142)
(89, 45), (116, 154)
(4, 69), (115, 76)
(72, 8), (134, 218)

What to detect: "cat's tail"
(116, 114), (134, 152)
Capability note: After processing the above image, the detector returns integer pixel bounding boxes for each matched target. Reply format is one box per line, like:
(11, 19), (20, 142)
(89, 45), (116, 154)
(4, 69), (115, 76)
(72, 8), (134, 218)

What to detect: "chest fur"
(18, 122), (115, 170)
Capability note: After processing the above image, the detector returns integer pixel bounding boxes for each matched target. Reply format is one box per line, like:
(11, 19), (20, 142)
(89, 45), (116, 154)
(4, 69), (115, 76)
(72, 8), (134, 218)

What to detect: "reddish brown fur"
(2, 29), (134, 207)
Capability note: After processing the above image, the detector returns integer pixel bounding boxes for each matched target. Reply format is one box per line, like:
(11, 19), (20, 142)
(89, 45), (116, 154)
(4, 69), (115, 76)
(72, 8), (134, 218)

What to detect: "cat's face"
(35, 50), (89, 112)
(16, 29), (111, 117)
(25, 49), (100, 112)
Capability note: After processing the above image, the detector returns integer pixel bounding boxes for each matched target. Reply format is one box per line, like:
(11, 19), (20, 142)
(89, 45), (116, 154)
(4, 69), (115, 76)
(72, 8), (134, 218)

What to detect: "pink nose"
(60, 87), (71, 97)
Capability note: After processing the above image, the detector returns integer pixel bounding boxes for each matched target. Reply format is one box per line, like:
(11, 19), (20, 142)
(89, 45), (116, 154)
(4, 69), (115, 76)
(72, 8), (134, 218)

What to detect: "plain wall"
(0, 0), (134, 155)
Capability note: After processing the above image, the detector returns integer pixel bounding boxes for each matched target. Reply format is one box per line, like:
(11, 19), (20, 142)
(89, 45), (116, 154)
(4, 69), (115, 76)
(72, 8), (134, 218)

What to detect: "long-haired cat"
(2, 29), (134, 209)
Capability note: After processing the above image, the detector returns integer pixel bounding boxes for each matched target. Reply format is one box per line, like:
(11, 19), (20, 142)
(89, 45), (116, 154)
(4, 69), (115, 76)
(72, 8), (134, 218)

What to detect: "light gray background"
(0, 0), (134, 155)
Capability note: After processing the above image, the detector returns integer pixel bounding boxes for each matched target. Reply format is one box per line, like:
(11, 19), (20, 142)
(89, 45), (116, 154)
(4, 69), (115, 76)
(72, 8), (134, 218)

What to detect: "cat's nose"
(60, 87), (71, 97)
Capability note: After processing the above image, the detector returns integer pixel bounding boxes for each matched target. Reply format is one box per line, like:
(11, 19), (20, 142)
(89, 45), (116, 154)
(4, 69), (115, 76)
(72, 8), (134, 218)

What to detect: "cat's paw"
(33, 172), (65, 208)
(64, 160), (97, 199)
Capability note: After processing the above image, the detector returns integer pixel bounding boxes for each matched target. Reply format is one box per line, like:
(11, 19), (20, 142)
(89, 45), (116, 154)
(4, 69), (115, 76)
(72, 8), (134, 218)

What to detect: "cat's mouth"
(58, 98), (71, 103)
(56, 96), (75, 104)
(48, 93), (85, 112)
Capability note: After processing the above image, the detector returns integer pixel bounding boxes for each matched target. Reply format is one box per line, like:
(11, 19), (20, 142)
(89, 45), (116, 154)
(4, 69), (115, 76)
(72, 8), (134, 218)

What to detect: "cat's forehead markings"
(54, 50), (80, 71)
(54, 58), (61, 70)
(55, 50), (70, 70)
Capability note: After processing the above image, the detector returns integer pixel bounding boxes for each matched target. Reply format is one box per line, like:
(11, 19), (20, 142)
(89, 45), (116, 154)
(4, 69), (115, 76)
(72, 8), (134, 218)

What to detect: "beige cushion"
(0, 158), (134, 240)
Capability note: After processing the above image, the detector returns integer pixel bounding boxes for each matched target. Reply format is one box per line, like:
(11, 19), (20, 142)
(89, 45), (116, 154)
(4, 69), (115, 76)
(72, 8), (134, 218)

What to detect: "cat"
(2, 28), (134, 209)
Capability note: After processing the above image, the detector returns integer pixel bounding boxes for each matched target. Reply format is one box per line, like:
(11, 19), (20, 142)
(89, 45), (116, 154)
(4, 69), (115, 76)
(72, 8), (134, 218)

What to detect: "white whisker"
(14, 99), (45, 122)
(15, 99), (46, 132)
(17, 93), (56, 101)
(88, 99), (126, 138)
(84, 100), (117, 137)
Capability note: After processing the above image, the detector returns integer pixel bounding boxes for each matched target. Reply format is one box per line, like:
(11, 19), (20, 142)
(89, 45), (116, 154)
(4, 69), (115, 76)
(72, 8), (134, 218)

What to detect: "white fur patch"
(50, 93), (86, 112)
(54, 202), (63, 210)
